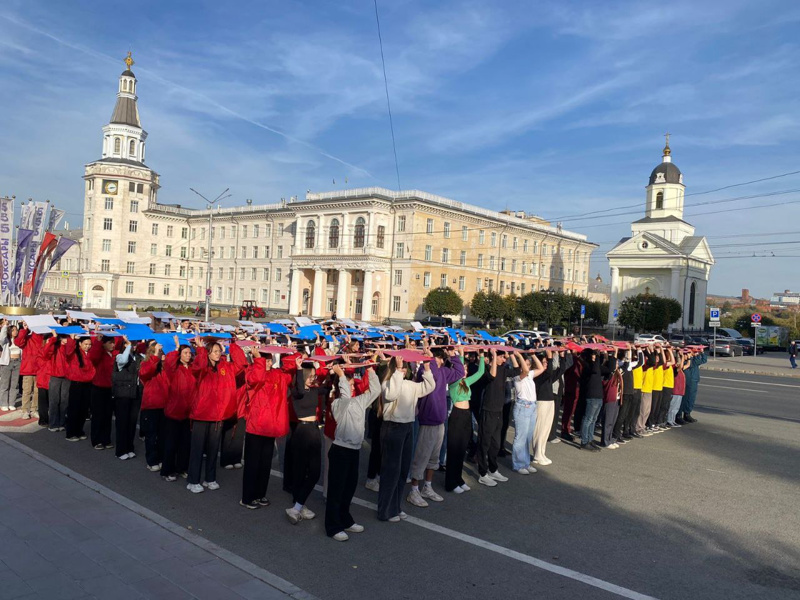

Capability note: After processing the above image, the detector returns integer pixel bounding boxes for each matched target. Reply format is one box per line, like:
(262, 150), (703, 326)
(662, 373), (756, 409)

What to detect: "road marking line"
(698, 383), (767, 393)
(703, 376), (800, 388)
(272, 469), (658, 600)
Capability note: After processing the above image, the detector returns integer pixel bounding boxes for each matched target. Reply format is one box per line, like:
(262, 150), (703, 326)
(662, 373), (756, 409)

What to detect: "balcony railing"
(291, 244), (389, 257)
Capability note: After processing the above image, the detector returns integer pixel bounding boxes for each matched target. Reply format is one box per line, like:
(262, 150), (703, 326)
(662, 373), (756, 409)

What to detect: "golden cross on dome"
(663, 131), (671, 156)
(124, 51), (134, 70)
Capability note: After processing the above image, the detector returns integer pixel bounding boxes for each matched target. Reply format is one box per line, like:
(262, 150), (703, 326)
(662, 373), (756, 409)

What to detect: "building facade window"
(127, 241), (136, 254)
(101, 259), (110, 272)
(425, 245), (432, 261)
(102, 239), (111, 252)
(460, 250), (466, 266)
(442, 248), (449, 263)
(458, 276), (465, 291)
(152, 223), (158, 235)
(329, 218), (340, 248)
(462, 226), (468, 241)
(148, 282), (154, 295)
(125, 281), (134, 294)
(397, 216), (406, 232)
(440, 274), (447, 288)
(426, 218), (434, 234)
(394, 270), (402, 285)
(165, 245), (172, 257)
(443, 222), (451, 238)
(130, 200), (138, 213)
(393, 295), (401, 312)
(305, 220), (316, 249)
(423, 272), (431, 288)
(103, 218), (113, 231)
(479, 230), (485, 244)
(129, 220), (138, 233)
(377, 225), (385, 248)
(126, 261), (135, 274)
(105, 197), (114, 210)
(354, 217), (366, 248)
(395, 242), (404, 258)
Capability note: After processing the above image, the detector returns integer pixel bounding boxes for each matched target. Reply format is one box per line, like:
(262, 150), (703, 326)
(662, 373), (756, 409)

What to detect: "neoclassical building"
(43, 55), (597, 321)
(606, 140), (714, 330)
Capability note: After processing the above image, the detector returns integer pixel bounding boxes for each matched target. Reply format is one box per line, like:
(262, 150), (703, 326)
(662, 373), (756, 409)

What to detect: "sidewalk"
(701, 353), (800, 379)
(0, 434), (316, 600)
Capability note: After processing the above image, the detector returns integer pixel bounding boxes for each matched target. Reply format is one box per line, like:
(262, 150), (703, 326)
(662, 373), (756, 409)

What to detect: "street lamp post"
(638, 298), (652, 333)
(544, 288), (555, 334)
(190, 188), (231, 322)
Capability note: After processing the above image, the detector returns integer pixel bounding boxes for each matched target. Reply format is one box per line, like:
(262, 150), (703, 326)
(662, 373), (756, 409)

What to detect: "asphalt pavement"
(7, 371), (800, 600)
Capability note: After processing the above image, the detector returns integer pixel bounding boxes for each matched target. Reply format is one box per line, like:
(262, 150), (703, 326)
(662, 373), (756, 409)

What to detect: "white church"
(607, 139), (714, 330)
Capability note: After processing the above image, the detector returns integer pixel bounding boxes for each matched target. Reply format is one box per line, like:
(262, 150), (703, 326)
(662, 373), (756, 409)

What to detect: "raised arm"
(530, 353), (546, 378)
(464, 355), (486, 387)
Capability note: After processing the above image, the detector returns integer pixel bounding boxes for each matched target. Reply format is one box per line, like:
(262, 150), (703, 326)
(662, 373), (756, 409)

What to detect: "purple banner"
(8, 228), (33, 305)
(23, 202), (48, 286)
(0, 198), (13, 304)
(47, 208), (65, 232)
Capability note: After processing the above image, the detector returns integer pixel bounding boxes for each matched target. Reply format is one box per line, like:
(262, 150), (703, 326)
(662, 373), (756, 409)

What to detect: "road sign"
(613, 308), (618, 319)
(205, 288), (212, 297)
(580, 304), (585, 318)
(710, 307), (720, 321)
(710, 321), (721, 328)
(77, 291), (84, 298)
(751, 322), (761, 327)
(61, 270), (69, 278)
(751, 313), (762, 323)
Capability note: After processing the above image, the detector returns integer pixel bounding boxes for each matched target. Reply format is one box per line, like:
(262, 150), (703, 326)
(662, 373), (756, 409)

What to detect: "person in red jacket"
(239, 346), (292, 509)
(64, 335), (96, 441)
(161, 343), (194, 482)
(139, 342), (168, 472)
(34, 333), (53, 427)
(17, 326), (45, 420)
(186, 338), (242, 494)
(89, 335), (120, 450)
(43, 335), (70, 431)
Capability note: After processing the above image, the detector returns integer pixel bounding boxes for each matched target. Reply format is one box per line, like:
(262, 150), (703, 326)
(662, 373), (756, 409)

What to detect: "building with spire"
(606, 139), (715, 330)
(42, 54), (597, 318)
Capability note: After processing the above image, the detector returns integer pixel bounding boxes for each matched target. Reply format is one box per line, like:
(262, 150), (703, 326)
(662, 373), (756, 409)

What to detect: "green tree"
(518, 292), (545, 324)
(469, 291), (507, 325)
(734, 313), (775, 334)
(423, 286), (463, 317)
(618, 294), (683, 332)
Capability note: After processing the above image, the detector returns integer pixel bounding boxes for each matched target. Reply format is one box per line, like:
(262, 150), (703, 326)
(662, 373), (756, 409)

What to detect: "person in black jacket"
(112, 337), (143, 460)
(579, 349), (616, 451)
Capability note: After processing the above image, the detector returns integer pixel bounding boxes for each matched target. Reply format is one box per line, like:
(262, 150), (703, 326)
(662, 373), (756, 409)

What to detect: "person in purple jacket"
(406, 347), (464, 508)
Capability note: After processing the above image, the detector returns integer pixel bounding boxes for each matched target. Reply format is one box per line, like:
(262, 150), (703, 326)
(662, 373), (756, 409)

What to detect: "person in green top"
(445, 346), (486, 493)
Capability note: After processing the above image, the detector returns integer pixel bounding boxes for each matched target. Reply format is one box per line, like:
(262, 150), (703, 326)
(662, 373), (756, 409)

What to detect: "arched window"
(114, 137), (121, 154)
(354, 217), (365, 248)
(376, 225), (385, 248)
(305, 220), (316, 249)
(688, 281), (696, 326)
(129, 139), (136, 157)
(328, 218), (340, 248)
(656, 191), (664, 210)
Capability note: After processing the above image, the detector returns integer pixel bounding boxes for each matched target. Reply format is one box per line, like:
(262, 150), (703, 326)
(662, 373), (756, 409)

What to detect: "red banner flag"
(22, 232), (57, 298)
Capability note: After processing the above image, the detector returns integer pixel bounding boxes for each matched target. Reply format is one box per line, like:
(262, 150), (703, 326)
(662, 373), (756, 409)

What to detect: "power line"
(374, 0), (401, 192)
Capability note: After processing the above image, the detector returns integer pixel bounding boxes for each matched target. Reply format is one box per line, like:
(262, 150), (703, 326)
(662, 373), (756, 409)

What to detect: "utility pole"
(190, 188), (231, 322)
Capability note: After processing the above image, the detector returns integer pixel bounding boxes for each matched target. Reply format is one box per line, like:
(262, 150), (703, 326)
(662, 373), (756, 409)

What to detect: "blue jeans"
(667, 395), (683, 424)
(511, 401), (537, 470)
(580, 398), (603, 446)
(791, 355), (797, 369)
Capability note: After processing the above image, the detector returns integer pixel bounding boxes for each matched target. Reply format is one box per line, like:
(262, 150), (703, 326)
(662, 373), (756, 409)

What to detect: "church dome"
(648, 161), (682, 185)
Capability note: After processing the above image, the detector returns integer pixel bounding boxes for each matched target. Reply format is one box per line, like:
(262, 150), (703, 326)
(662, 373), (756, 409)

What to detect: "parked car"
(419, 316), (453, 327)
(710, 336), (744, 357)
(689, 336), (710, 350)
(502, 330), (551, 347)
(736, 339), (764, 355)
(669, 334), (690, 348)
(634, 333), (667, 344)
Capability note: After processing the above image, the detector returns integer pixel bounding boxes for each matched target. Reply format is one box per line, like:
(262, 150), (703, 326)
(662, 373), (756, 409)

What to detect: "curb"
(0, 433), (320, 600)
(701, 366), (800, 379)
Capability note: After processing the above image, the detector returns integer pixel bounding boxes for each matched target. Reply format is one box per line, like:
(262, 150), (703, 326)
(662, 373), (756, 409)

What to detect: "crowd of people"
(0, 314), (709, 542)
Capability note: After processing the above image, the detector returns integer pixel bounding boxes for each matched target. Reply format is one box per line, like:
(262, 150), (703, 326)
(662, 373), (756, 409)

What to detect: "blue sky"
(1, 0), (799, 298)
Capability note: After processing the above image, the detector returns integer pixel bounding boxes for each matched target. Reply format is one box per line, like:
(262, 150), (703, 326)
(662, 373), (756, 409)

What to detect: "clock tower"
(81, 52), (161, 309)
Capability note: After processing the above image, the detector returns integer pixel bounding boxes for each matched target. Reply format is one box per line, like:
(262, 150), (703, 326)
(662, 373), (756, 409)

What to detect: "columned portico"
(361, 269), (374, 320)
(336, 268), (350, 318)
(311, 268), (327, 318)
(289, 267), (302, 316)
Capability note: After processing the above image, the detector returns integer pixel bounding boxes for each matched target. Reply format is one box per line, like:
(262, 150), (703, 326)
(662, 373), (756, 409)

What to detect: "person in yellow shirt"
(636, 346), (655, 435)
(657, 348), (676, 428)
(647, 346), (665, 432)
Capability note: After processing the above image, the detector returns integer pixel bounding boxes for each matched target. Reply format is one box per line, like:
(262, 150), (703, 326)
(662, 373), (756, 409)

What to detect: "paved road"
(8, 372), (800, 600)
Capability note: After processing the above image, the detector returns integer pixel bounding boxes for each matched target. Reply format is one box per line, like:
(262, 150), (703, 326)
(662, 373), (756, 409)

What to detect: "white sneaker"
(234, 462), (243, 469)
(406, 489), (429, 507)
(550, 438), (561, 444)
(488, 470), (508, 482)
(119, 453), (130, 461)
(516, 468), (530, 475)
(0, 407), (8, 412)
(202, 481), (220, 491)
(478, 474), (498, 487)
(528, 464), (538, 473)
(300, 507), (316, 520)
(187, 484), (204, 494)
(127, 452), (136, 459)
(163, 475), (177, 482)
(364, 478), (380, 492)
(398, 511), (408, 520)
(22, 413), (31, 420)
(388, 516), (401, 523)
(453, 486), (464, 494)
(536, 457), (553, 466)
(224, 464), (235, 470)
(420, 486), (443, 502)
(346, 523), (364, 533)
(285, 508), (303, 524)
(609, 443), (619, 449)
(459, 484), (470, 492)
(332, 531), (349, 541)
(32, 412), (39, 419)
(147, 464), (161, 472)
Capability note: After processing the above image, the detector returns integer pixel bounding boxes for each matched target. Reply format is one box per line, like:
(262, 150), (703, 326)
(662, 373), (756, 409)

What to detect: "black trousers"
(161, 417), (191, 477)
(477, 410), (502, 477)
(325, 444), (359, 537)
(288, 421), (321, 505)
(242, 432), (275, 504)
(188, 420), (222, 485)
(90, 385), (113, 447)
(466, 395), (482, 457)
(625, 391), (641, 436)
(366, 407), (382, 479)
(377, 421), (413, 521)
(549, 392), (563, 441)
(602, 402), (620, 446)
(140, 408), (164, 467)
(445, 407), (471, 491)
(37, 388), (49, 426)
(499, 402), (512, 454)
(282, 422), (297, 493)
(65, 381), (91, 439)
(613, 393), (634, 440)
(658, 388), (673, 424)
(647, 391), (662, 427)
(114, 394), (140, 457)
(220, 417), (246, 467)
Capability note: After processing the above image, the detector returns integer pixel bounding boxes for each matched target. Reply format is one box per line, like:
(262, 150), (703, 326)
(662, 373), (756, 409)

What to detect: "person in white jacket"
(377, 355), (435, 522)
(325, 363), (381, 541)
(0, 321), (23, 411)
